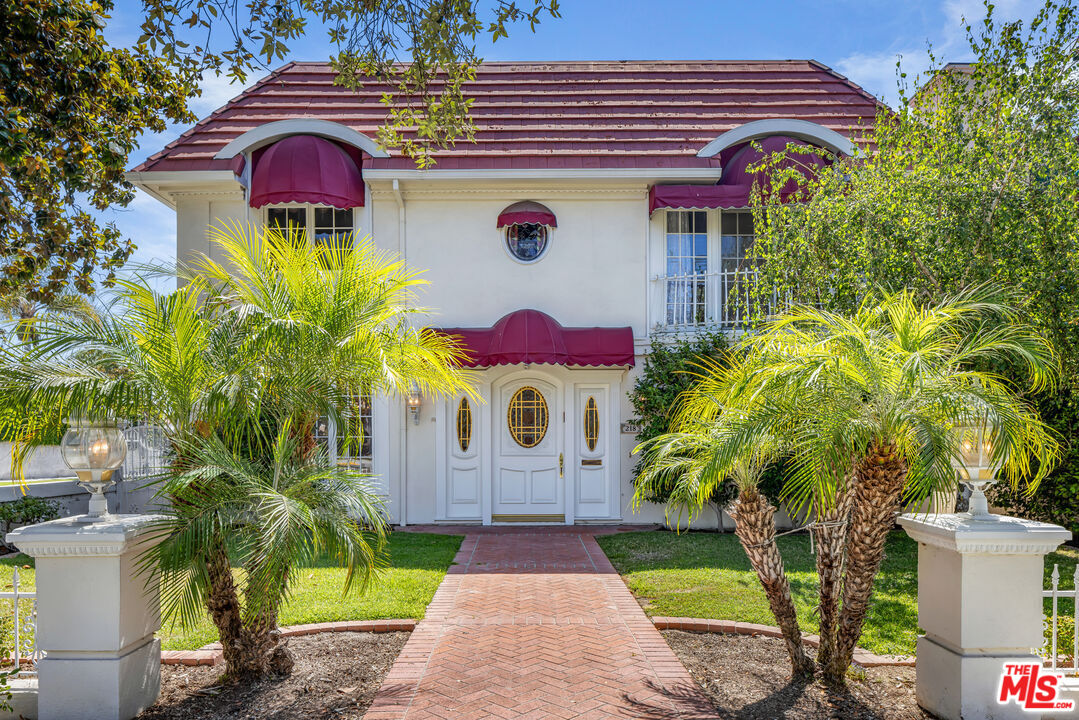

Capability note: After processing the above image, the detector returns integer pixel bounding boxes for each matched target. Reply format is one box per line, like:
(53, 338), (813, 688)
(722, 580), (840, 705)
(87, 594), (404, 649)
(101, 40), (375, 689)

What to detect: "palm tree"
(665, 287), (1059, 685)
(634, 357), (815, 678)
(0, 290), (98, 345)
(0, 223), (474, 679)
(145, 423), (387, 678)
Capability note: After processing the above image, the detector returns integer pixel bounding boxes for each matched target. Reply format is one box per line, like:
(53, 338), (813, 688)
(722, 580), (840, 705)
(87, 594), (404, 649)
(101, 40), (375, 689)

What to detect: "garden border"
(158, 616), (914, 668)
(652, 616), (916, 668)
(159, 619), (417, 666)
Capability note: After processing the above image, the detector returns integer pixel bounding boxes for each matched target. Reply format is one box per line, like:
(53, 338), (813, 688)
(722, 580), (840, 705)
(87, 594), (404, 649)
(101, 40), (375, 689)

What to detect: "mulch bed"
(664, 629), (929, 720)
(139, 631), (409, 720)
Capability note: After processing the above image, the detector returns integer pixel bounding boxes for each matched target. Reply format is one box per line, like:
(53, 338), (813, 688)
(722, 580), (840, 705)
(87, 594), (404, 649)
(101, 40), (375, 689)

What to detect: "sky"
(99, 0), (1045, 292)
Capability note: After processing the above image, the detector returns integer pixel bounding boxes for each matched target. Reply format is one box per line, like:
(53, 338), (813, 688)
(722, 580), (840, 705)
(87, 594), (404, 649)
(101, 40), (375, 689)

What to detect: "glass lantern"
(60, 419), (127, 519)
(950, 422), (1001, 518)
(406, 387), (422, 425)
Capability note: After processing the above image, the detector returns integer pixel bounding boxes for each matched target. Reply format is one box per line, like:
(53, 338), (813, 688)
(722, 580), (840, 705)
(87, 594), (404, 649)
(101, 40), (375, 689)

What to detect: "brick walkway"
(365, 530), (716, 719)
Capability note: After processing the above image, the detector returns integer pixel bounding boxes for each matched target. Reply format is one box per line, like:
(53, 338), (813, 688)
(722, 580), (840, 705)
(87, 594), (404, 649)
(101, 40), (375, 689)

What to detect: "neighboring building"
(129, 60), (880, 526)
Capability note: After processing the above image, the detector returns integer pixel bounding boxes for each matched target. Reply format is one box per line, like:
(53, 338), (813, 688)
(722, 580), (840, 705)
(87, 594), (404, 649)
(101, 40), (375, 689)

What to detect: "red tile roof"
(132, 60), (882, 173)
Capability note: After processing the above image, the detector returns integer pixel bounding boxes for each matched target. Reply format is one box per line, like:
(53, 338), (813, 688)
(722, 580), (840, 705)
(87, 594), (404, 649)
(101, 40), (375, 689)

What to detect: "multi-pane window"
(720, 212), (760, 326)
(338, 394), (373, 473)
(658, 209), (761, 329)
(313, 396), (373, 473)
(267, 206), (354, 246)
(314, 208), (354, 247)
(665, 211), (708, 326)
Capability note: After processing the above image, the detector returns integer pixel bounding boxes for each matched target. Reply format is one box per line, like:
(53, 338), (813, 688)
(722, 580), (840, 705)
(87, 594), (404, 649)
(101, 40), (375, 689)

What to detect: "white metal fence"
(121, 422), (169, 482)
(0, 567), (38, 675)
(1043, 563), (1078, 673)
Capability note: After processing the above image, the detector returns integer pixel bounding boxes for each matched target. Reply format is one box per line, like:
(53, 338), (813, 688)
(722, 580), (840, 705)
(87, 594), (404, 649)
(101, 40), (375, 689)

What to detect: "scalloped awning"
(649, 135), (829, 213)
(439, 309), (633, 368)
(496, 201), (557, 228)
(249, 135), (364, 209)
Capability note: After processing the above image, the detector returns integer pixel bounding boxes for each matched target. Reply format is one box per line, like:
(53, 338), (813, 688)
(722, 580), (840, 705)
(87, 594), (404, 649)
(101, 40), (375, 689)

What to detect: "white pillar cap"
(6, 514), (168, 558)
(898, 513), (1071, 555)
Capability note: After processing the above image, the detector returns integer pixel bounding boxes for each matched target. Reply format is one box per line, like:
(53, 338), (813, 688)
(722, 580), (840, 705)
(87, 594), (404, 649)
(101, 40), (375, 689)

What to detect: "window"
(505, 223), (549, 262)
(507, 386), (548, 448)
(314, 208), (354, 247)
(657, 209), (761, 329)
(583, 396), (599, 452)
(456, 398), (472, 453)
(665, 211), (708, 326)
(337, 394), (373, 473)
(267, 206), (354, 246)
(720, 212), (760, 326)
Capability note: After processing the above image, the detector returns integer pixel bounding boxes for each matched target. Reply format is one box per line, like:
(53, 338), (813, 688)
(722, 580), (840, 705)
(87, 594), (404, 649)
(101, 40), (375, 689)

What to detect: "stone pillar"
(899, 513), (1071, 720)
(8, 515), (166, 720)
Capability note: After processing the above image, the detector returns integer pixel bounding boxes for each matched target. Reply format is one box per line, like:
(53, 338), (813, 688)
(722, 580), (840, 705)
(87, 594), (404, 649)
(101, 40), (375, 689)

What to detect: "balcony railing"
(653, 270), (767, 331)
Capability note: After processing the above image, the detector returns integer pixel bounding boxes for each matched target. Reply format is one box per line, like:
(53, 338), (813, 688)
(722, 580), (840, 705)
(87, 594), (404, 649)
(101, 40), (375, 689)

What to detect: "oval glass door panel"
(584, 396), (599, 451)
(456, 397), (472, 452)
(507, 386), (548, 448)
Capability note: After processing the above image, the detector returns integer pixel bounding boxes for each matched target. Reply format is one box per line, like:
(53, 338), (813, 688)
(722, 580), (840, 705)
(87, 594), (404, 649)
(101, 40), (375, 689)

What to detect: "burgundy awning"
(649, 135), (830, 214)
(496, 201), (557, 228)
(648, 184), (753, 213)
(439, 309), (634, 368)
(249, 135), (365, 209)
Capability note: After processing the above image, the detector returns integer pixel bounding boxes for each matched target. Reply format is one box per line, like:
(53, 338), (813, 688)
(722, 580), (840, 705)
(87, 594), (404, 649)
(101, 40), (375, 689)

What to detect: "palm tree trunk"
(205, 544), (249, 678)
(729, 487), (815, 678)
(824, 443), (908, 684)
(812, 480), (854, 672)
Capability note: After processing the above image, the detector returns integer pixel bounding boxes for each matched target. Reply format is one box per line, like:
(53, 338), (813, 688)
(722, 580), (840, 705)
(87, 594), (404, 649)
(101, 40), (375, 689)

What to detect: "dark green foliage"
(0, 496), (60, 550)
(630, 332), (737, 505)
(990, 386), (1079, 537)
(0, 0), (195, 302)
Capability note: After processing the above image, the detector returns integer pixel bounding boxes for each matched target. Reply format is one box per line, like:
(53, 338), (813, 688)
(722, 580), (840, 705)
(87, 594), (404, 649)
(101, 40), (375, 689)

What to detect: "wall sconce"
(60, 417), (127, 519)
(406, 387), (422, 425)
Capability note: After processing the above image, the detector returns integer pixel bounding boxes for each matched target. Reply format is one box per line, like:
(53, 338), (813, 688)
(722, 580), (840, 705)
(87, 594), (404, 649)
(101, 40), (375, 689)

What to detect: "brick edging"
(159, 619), (417, 666)
(652, 616), (916, 668)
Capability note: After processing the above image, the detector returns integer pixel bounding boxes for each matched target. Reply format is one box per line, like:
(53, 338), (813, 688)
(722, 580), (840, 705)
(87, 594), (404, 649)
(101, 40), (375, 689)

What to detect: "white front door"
(493, 378), (564, 521)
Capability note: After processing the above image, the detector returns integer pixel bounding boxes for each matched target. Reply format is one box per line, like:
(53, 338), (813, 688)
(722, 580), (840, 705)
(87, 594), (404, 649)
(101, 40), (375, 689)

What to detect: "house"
(129, 60), (881, 526)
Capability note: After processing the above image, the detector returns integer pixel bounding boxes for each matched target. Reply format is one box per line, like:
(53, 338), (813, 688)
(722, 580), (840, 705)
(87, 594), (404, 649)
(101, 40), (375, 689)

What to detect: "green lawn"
(597, 530), (1079, 657)
(0, 531), (463, 652)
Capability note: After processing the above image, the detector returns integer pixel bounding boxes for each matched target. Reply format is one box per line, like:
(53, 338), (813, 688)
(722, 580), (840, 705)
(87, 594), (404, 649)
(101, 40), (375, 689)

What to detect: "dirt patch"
(140, 631), (408, 720)
(664, 629), (929, 720)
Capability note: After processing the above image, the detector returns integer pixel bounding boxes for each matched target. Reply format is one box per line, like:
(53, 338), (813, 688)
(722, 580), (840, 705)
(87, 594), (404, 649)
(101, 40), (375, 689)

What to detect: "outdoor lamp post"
(950, 421), (1001, 518)
(60, 418), (127, 519)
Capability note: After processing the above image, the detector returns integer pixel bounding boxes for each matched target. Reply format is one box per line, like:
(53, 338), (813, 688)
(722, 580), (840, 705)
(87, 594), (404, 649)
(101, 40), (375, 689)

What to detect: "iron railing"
(1043, 563), (1079, 673)
(0, 567), (38, 675)
(653, 270), (772, 331)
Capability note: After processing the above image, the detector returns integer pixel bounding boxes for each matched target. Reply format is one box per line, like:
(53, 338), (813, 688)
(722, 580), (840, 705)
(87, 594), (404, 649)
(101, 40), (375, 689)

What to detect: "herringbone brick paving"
(365, 530), (716, 719)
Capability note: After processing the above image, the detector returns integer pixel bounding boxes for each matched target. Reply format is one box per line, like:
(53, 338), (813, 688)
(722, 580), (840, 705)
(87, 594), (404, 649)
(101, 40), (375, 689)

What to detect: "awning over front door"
(438, 309), (634, 368)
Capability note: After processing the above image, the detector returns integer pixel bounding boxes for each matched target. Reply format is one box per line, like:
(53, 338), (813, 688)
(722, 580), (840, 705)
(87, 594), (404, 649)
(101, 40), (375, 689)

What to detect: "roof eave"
(125, 170), (243, 210)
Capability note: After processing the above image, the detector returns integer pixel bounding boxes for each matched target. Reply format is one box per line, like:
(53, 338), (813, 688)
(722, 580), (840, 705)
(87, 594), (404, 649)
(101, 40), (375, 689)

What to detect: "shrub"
(0, 497), (60, 550)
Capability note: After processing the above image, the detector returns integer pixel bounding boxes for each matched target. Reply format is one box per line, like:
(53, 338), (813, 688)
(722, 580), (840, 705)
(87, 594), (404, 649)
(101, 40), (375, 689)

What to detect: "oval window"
(505, 223), (549, 262)
(584, 396), (599, 451)
(507, 386), (548, 448)
(456, 398), (472, 453)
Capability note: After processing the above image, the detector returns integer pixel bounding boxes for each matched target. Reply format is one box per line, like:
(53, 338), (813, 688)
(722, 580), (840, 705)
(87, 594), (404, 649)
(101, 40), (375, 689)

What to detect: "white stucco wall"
(167, 177), (735, 527)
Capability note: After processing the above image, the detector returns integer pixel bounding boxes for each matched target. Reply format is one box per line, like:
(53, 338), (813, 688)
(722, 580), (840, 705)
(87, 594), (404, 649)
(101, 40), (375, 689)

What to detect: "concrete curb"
(159, 618), (417, 666)
(652, 616), (916, 668)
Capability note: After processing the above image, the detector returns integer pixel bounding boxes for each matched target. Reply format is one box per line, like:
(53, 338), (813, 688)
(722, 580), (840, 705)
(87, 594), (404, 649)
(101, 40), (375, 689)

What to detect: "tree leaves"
(0, 0), (196, 303)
